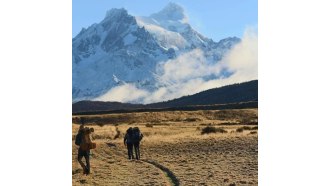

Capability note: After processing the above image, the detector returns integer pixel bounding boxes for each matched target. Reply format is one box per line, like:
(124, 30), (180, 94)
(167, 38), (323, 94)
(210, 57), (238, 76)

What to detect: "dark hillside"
(73, 80), (258, 114)
(149, 80), (257, 108)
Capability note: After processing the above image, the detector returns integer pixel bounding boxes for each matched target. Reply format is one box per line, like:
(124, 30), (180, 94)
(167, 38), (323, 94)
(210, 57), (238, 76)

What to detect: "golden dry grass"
(72, 109), (258, 186)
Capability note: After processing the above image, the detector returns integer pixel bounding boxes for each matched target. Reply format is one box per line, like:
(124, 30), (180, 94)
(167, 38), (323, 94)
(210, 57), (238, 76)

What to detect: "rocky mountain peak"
(150, 2), (188, 23)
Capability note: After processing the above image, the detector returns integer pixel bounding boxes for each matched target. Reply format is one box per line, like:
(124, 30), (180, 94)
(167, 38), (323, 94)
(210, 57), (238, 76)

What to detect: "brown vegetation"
(72, 109), (257, 126)
(201, 126), (228, 134)
(72, 109), (258, 185)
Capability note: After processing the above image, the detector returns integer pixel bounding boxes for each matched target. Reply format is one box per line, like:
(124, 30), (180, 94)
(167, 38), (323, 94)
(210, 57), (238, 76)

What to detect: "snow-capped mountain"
(73, 3), (240, 102)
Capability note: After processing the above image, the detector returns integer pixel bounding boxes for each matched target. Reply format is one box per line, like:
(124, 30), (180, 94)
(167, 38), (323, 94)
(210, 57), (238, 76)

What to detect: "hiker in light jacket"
(77, 122), (94, 175)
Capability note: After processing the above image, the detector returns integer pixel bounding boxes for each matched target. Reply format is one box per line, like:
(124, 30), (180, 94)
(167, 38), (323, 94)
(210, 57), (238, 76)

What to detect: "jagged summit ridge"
(104, 8), (128, 19)
(150, 2), (188, 23)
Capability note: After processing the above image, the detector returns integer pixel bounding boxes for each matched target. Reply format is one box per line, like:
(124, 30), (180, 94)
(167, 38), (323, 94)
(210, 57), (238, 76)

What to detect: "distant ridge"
(72, 80), (258, 114)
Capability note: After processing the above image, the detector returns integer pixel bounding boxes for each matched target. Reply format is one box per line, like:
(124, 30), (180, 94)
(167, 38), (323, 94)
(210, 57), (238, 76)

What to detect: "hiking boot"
(86, 168), (90, 175)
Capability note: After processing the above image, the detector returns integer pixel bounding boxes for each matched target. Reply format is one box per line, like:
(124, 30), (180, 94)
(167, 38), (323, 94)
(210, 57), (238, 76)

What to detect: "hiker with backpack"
(75, 120), (96, 175)
(132, 127), (143, 160)
(124, 127), (134, 159)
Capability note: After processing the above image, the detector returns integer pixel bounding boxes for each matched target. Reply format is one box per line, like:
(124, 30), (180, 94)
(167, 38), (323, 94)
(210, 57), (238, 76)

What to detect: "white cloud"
(157, 49), (222, 84)
(94, 27), (258, 104)
(224, 27), (258, 83)
(94, 83), (149, 103)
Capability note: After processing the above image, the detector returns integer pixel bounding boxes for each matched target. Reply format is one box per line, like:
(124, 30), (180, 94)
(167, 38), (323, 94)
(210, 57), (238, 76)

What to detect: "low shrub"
(199, 123), (211, 126)
(97, 123), (105, 127)
(241, 126), (253, 130)
(236, 126), (258, 132)
(201, 126), (227, 134)
(113, 127), (120, 139)
(216, 128), (228, 133)
(219, 122), (240, 125)
(92, 134), (112, 140)
(236, 128), (244, 132)
(201, 126), (216, 134)
(145, 123), (153, 128)
(240, 118), (258, 125)
(184, 118), (201, 122)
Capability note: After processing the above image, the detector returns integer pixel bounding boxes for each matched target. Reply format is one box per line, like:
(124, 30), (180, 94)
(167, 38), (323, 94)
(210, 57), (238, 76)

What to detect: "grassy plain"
(72, 109), (258, 186)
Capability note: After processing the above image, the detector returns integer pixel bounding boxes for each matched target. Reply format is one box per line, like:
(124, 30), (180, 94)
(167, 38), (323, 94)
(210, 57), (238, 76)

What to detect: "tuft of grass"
(240, 118), (258, 125)
(236, 126), (258, 132)
(97, 123), (105, 127)
(151, 120), (161, 124)
(201, 126), (227, 135)
(113, 127), (120, 139)
(219, 122), (240, 125)
(216, 128), (228, 133)
(174, 118), (182, 122)
(241, 126), (253, 130)
(236, 128), (244, 132)
(250, 131), (257, 134)
(145, 123), (153, 128)
(201, 126), (216, 134)
(184, 118), (201, 122)
(199, 123), (211, 126)
(92, 134), (112, 140)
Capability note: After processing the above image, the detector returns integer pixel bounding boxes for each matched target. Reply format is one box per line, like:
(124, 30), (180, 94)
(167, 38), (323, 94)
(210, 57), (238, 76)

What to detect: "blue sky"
(72, 0), (258, 41)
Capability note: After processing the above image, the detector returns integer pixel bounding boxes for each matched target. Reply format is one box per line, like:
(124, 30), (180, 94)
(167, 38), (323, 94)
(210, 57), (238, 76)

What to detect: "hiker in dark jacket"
(124, 127), (134, 159)
(77, 121), (94, 175)
(132, 127), (143, 160)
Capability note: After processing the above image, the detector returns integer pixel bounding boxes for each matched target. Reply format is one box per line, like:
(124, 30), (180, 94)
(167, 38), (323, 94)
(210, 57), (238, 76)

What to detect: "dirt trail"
(105, 142), (179, 186)
(72, 141), (179, 186)
(142, 159), (180, 186)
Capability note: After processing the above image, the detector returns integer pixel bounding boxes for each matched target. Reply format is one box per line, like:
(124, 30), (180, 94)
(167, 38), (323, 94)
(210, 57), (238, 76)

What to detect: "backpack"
(75, 132), (83, 146)
(132, 127), (142, 143)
